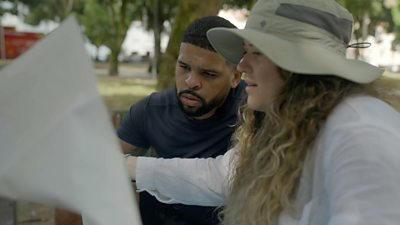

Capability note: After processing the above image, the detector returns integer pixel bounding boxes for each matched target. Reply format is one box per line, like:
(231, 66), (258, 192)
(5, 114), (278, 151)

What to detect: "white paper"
(0, 16), (142, 225)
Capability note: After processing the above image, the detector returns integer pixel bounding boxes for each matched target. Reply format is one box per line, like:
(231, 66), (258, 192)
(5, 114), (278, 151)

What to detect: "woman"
(125, 0), (400, 224)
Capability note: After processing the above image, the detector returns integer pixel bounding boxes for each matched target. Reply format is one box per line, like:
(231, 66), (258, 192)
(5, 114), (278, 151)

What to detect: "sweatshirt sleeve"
(135, 148), (235, 206)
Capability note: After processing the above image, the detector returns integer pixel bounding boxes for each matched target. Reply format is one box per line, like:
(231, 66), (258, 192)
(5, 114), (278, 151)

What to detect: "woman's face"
(237, 42), (285, 112)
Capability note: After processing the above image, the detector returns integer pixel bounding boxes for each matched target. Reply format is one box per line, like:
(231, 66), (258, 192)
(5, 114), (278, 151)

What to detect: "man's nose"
(185, 73), (202, 90)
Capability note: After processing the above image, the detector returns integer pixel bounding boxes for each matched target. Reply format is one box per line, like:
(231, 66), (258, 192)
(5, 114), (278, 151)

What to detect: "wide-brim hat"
(207, 0), (384, 84)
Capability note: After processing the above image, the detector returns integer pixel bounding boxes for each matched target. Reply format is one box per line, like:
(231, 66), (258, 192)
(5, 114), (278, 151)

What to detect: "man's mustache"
(178, 89), (205, 103)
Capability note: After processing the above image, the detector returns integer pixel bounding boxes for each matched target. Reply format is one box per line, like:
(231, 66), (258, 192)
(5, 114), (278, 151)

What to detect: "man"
(118, 16), (245, 225)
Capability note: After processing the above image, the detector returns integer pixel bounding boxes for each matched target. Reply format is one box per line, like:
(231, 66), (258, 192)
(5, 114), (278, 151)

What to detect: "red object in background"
(0, 26), (42, 59)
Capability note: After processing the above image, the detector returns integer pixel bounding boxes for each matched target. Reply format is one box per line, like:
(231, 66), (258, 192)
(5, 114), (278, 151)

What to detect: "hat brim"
(207, 27), (384, 83)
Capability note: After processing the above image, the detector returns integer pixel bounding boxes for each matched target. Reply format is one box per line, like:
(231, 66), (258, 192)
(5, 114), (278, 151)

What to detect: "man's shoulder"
(145, 87), (177, 107)
(226, 80), (246, 106)
(232, 80), (246, 99)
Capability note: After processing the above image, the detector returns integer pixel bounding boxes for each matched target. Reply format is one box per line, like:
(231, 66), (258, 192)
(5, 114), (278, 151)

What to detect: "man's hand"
(124, 155), (137, 181)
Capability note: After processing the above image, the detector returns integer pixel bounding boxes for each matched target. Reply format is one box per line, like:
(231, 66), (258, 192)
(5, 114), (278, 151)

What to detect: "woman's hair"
(222, 73), (372, 225)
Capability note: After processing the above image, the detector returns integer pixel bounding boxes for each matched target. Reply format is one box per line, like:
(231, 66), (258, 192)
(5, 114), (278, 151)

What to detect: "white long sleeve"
(135, 148), (235, 206)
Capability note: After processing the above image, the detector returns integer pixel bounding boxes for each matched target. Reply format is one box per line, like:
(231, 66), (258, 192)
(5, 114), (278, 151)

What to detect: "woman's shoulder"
(328, 95), (400, 127)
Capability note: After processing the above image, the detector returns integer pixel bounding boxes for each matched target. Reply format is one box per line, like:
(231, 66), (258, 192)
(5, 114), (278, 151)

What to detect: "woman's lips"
(245, 80), (257, 93)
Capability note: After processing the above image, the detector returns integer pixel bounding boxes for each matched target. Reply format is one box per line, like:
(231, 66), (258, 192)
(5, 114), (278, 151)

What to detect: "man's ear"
(231, 69), (242, 88)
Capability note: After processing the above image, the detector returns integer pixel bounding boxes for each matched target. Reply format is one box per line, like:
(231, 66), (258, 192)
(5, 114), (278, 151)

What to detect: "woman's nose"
(237, 55), (250, 78)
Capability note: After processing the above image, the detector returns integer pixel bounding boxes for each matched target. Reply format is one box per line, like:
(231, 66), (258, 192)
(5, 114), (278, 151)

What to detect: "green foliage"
(78, 0), (108, 49)
(97, 0), (140, 45)
(391, 1), (400, 47)
(18, 0), (85, 24)
(138, 0), (179, 32)
(335, 0), (400, 49)
(77, 0), (146, 75)
(0, 1), (18, 17)
(12, 0), (399, 77)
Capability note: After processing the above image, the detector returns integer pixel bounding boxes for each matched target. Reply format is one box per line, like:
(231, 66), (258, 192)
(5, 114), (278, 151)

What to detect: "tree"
(336, 0), (399, 58)
(12, 0), (253, 79)
(0, 1), (18, 17)
(378, 0), (400, 49)
(78, 0), (109, 61)
(391, 0), (400, 47)
(136, 0), (179, 77)
(18, 0), (84, 24)
(17, 0), (142, 76)
(101, 0), (143, 76)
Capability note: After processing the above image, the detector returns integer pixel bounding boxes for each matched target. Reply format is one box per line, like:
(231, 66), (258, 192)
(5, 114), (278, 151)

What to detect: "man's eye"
(203, 71), (217, 78)
(253, 51), (262, 56)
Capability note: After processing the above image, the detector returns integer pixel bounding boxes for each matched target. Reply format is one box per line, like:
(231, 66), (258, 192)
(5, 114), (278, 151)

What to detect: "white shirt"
(136, 147), (234, 206)
(136, 96), (400, 225)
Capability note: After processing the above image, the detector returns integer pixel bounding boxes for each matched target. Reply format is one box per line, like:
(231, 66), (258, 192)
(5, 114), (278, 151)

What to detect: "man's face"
(175, 43), (240, 120)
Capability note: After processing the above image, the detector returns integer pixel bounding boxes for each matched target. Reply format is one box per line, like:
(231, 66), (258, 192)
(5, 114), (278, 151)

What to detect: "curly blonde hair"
(222, 74), (370, 225)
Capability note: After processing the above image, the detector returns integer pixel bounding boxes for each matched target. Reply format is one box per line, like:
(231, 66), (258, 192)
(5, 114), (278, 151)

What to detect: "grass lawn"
(95, 61), (156, 113)
(97, 76), (156, 113)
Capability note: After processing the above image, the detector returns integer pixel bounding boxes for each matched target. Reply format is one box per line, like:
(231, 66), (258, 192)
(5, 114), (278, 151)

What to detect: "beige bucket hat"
(207, 0), (384, 83)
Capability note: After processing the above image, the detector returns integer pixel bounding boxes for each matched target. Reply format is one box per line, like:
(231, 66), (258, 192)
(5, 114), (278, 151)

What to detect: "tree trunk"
(105, 0), (130, 76)
(95, 45), (99, 61)
(157, 0), (223, 90)
(152, 0), (161, 78)
(108, 48), (120, 76)
(108, 33), (126, 76)
(359, 11), (370, 60)
(352, 14), (363, 59)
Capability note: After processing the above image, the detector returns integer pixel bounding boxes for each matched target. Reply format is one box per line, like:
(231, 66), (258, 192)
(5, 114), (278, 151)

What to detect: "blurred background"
(0, 0), (400, 224)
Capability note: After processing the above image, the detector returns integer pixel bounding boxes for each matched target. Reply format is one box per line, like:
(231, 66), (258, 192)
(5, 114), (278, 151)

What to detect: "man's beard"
(177, 89), (226, 118)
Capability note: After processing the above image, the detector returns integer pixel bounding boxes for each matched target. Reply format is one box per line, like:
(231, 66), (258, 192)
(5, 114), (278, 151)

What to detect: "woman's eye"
(242, 49), (261, 57)
(180, 64), (190, 70)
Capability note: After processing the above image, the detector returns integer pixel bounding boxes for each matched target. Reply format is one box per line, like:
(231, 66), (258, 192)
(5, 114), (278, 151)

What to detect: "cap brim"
(207, 27), (384, 83)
